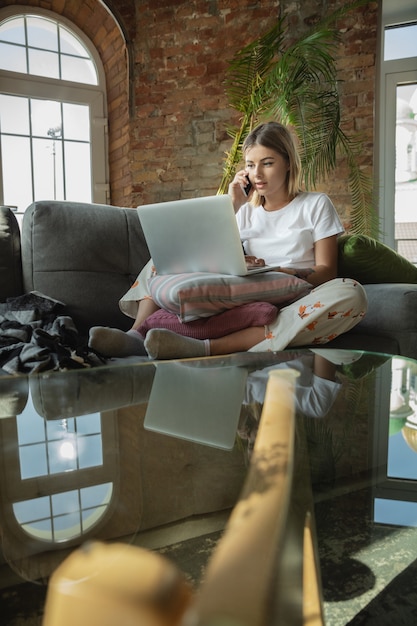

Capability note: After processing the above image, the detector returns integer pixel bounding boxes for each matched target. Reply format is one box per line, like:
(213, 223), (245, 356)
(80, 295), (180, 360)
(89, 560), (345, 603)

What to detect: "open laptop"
(144, 361), (248, 450)
(137, 195), (280, 276)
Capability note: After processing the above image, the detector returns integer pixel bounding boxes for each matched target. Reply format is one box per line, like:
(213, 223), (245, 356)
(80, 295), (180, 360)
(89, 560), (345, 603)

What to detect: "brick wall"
(0, 0), (378, 228)
(124, 0), (379, 226)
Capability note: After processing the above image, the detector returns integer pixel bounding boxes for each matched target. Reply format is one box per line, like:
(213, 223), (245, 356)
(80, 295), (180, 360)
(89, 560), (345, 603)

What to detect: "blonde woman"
(89, 122), (367, 358)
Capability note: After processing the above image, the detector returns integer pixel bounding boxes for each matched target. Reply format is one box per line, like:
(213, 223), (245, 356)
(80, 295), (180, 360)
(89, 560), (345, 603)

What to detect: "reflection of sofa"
(0, 360), (248, 583)
(1, 201), (417, 358)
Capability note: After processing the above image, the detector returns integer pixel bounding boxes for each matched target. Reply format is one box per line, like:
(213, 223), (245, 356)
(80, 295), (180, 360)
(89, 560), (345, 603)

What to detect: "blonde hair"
(242, 122), (302, 206)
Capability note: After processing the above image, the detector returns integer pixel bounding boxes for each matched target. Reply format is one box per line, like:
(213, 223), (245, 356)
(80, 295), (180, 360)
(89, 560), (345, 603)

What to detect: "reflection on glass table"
(373, 357), (417, 528)
(0, 348), (417, 625)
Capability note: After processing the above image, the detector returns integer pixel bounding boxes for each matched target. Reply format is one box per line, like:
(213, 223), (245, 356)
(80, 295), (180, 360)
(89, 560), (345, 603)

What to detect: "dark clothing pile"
(0, 292), (103, 374)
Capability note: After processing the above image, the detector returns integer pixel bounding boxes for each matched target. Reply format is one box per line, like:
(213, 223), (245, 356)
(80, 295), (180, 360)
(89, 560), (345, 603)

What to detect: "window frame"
(0, 7), (109, 209)
(376, 1), (417, 247)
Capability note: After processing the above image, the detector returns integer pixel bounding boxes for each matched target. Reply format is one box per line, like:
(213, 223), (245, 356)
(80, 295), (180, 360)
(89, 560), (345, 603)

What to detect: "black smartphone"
(243, 175), (252, 196)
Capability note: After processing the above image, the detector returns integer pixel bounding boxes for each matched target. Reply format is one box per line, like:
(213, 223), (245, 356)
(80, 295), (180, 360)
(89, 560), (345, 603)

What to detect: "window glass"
(27, 15), (58, 51)
(61, 54), (97, 85)
(16, 400), (45, 445)
(54, 513), (82, 540)
(13, 497), (50, 523)
(59, 24), (88, 56)
(20, 443), (48, 479)
(0, 15), (98, 84)
(0, 41), (26, 72)
(32, 136), (64, 200)
(52, 490), (79, 516)
(76, 412), (101, 435)
(78, 434), (103, 469)
(1, 135), (33, 212)
(28, 48), (60, 79)
(385, 23), (417, 61)
(64, 141), (92, 202)
(0, 94), (29, 134)
(31, 98), (62, 137)
(0, 15), (25, 44)
(63, 102), (90, 141)
(81, 483), (112, 508)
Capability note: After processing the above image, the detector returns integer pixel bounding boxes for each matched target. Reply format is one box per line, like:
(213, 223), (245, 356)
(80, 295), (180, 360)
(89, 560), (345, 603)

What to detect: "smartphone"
(243, 175), (252, 196)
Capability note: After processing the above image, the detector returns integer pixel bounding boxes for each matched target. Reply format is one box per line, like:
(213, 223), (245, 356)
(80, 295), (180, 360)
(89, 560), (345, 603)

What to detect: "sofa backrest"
(0, 206), (23, 301)
(22, 201), (150, 338)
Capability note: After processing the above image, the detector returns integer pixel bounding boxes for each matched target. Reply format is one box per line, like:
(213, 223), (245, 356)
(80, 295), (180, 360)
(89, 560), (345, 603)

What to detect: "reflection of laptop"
(137, 195), (280, 276)
(144, 362), (248, 450)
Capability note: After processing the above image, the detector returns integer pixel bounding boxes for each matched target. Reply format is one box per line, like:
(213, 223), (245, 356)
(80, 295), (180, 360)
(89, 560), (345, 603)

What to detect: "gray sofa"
(1, 200), (417, 360)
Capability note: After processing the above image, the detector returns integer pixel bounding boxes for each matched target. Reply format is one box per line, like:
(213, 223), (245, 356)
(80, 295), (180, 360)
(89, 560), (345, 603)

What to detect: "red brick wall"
(127, 0), (378, 226)
(130, 0), (281, 207)
(0, 0), (378, 227)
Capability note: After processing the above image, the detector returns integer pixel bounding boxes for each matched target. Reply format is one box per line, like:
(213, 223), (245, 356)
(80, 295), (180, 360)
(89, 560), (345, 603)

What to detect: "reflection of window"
(13, 482), (113, 542)
(374, 497), (417, 526)
(3, 395), (117, 544)
(0, 14), (98, 83)
(388, 360), (417, 480)
(372, 357), (417, 527)
(17, 407), (103, 478)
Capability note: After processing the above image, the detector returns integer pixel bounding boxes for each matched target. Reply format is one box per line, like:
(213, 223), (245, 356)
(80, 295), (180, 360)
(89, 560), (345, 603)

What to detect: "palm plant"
(217, 0), (378, 237)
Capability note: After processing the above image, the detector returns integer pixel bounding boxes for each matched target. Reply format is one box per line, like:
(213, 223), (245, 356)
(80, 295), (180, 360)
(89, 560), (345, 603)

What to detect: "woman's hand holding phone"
(243, 174), (252, 196)
(228, 170), (253, 212)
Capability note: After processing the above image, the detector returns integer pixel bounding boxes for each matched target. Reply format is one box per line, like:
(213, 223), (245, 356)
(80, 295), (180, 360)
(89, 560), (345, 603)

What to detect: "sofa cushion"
(338, 234), (417, 284)
(0, 207), (23, 301)
(21, 201), (150, 336)
(148, 271), (311, 322)
(137, 301), (278, 339)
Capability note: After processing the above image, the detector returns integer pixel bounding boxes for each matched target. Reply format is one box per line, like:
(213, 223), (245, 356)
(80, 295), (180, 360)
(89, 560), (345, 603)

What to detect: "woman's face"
(245, 144), (289, 199)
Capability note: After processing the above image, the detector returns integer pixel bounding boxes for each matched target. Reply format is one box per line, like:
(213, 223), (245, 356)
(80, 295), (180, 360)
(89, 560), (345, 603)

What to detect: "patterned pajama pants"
(249, 278), (368, 352)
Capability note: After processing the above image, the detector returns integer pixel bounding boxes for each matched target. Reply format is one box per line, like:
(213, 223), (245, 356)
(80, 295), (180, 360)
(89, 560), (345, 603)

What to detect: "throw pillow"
(148, 271), (312, 322)
(137, 301), (278, 339)
(338, 234), (417, 284)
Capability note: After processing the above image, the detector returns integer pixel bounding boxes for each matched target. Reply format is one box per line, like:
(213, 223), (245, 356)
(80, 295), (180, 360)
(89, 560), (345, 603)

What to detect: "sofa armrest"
(22, 201), (150, 337)
(0, 207), (23, 301)
(354, 283), (417, 359)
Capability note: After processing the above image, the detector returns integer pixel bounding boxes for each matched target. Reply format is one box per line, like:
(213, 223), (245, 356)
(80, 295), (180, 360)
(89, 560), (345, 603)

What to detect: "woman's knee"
(339, 278), (368, 314)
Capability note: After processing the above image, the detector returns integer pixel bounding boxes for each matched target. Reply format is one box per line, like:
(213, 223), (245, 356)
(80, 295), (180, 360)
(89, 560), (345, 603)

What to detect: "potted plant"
(218, 0), (378, 237)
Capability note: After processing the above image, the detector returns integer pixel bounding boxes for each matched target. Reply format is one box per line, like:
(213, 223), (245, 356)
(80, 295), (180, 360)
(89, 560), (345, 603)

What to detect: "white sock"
(144, 329), (210, 360)
(88, 327), (147, 357)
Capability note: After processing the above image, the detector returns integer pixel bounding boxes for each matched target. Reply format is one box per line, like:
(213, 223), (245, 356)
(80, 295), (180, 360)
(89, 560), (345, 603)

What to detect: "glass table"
(0, 348), (416, 625)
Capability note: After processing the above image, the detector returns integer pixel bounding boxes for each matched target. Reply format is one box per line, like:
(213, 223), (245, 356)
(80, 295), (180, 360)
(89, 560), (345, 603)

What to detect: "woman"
(89, 122), (367, 359)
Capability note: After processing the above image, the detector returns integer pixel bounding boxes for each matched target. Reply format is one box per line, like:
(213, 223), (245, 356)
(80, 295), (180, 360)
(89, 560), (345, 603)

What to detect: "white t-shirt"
(236, 191), (344, 268)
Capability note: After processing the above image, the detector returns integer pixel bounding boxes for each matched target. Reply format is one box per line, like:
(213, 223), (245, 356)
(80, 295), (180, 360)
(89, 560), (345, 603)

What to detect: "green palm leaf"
(218, 0), (378, 237)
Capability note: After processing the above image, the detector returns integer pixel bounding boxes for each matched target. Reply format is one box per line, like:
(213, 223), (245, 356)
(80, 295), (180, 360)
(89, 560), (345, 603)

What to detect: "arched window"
(0, 8), (109, 226)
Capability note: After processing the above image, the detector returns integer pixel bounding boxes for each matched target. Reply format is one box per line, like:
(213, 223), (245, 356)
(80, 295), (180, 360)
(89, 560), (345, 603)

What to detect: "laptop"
(144, 361), (248, 450)
(137, 195), (280, 276)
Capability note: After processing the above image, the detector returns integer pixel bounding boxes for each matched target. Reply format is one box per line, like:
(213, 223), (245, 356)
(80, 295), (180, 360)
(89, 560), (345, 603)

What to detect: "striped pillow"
(148, 271), (312, 322)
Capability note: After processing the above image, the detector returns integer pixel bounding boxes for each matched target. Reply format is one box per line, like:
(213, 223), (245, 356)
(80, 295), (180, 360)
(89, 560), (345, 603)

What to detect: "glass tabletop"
(0, 348), (416, 624)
